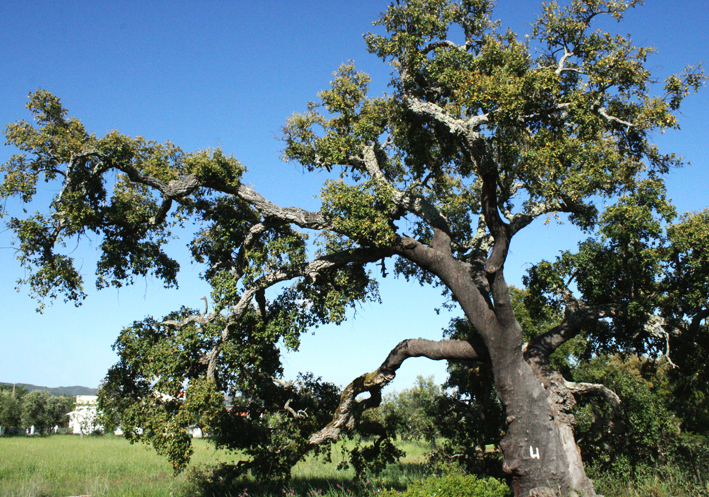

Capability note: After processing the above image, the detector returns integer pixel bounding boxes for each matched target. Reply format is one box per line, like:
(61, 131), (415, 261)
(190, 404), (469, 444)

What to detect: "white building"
(67, 395), (102, 435)
(66, 393), (205, 438)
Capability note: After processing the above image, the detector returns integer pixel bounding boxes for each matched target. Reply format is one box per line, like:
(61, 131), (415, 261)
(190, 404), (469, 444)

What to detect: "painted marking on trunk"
(530, 446), (540, 459)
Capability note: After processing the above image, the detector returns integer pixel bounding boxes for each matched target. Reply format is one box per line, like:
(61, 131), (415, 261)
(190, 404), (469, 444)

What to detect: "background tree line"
(0, 384), (75, 434)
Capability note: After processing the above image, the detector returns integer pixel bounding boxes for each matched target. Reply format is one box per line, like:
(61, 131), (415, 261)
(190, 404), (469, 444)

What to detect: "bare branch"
(508, 195), (596, 235)
(479, 167), (510, 276)
(555, 48), (574, 76)
(270, 377), (294, 389)
(563, 379), (622, 418)
(644, 315), (678, 368)
(597, 107), (634, 129)
(526, 303), (619, 363)
(236, 184), (333, 230)
(149, 198), (173, 226)
(402, 186), (449, 221)
(359, 143), (387, 182)
(454, 215), (493, 263)
(404, 97), (487, 143)
(284, 399), (309, 419)
(349, 142), (454, 252)
(420, 40), (469, 54)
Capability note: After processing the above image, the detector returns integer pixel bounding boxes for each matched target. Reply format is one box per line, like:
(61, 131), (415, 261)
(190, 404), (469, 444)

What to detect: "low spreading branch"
(308, 337), (488, 445)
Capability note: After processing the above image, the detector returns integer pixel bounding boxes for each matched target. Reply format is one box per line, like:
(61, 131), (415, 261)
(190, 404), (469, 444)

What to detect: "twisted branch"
(308, 337), (488, 445)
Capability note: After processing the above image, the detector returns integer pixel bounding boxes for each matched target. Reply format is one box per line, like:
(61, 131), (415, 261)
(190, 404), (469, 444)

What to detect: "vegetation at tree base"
(366, 348), (709, 494)
(377, 472), (511, 497)
(1, 0), (707, 495)
(0, 384), (74, 434)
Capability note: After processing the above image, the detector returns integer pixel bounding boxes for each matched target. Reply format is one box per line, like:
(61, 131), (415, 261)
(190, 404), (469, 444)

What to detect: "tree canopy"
(2, 1), (706, 495)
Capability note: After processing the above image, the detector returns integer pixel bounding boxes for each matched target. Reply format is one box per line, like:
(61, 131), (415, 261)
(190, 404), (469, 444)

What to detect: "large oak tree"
(2, 1), (706, 495)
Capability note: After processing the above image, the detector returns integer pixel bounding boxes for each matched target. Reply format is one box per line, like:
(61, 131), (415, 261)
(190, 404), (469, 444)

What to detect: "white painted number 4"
(529, 446), (540, 459)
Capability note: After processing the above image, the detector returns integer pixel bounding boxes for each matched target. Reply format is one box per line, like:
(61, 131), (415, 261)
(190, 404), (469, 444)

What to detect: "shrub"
(377, 472), (511, 497)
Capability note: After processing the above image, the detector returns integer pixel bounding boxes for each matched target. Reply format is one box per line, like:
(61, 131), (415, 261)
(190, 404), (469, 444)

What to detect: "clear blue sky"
(1, 1), (707, 391)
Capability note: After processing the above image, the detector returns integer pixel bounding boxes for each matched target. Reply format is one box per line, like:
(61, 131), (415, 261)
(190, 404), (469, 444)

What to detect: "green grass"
(0, 434), (232, 497)
(11, 435), (705, 497)
(0, 435), (432, 497)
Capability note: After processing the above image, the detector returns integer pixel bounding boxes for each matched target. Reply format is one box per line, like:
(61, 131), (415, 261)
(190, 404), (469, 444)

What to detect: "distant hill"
(0, 383), (98, 396)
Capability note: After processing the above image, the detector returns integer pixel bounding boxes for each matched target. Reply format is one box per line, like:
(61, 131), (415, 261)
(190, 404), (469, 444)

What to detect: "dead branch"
(563, 379), (622, 418)
(284, 399), (308, 419)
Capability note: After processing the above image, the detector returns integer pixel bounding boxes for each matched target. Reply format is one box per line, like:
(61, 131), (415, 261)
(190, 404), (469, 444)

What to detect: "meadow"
(1, 434), (706, 497)
(0, 434), (430, 497)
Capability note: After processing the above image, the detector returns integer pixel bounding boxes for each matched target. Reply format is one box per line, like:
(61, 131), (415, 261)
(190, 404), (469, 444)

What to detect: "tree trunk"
(393, 237), (598, 496)
(491, 347), (597, 497)
(450, 275), (597, 496)
(492, 348), (569, 496)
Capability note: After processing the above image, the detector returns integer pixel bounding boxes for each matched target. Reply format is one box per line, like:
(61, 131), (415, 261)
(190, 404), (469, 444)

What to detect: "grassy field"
(3, 434), (704, 497)
(0, 434), (431, 497)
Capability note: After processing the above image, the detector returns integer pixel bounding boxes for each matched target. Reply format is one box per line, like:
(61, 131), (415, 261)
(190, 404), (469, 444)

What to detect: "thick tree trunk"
(493, 348), (573, 496)
(492, 348), (597, 497)
(392, 235), (598, 496)
(450, 276), (597, 496)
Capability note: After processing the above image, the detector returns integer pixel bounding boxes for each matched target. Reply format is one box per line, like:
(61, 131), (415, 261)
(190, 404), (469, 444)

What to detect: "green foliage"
(377, 471), (511, 497)
(16, 390), (73, 434)
(0, 390), (23, 429)
(283, 63), (389, 174)
(344, 436), (406, 482)
(572, 356), (675, 471)
(572, 355), (709, 495)
(365, 375), (442, 443)
(1, 92), (248, 310)
(524, 179), (689, 355)
(100, 317), (342, 477)
(321, 179), (396, 247)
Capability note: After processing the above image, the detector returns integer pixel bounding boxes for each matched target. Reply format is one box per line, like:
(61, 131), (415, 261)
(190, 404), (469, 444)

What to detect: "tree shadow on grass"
(184, 461), (433, 497)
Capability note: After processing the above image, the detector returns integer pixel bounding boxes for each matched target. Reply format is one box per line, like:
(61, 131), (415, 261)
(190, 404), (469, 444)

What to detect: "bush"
(378, 472), (511, 497)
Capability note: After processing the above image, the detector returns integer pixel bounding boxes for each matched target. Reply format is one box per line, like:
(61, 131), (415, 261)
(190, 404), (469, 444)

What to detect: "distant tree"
(1, 0), (705, 495)
(20, 391), (52, 433)
(367, 375), (442, 442)
(0, 384), (28, 394)
(19, 391), (75, 434)
(48, 395), (75, 429)
(0, 389), (23, 429)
